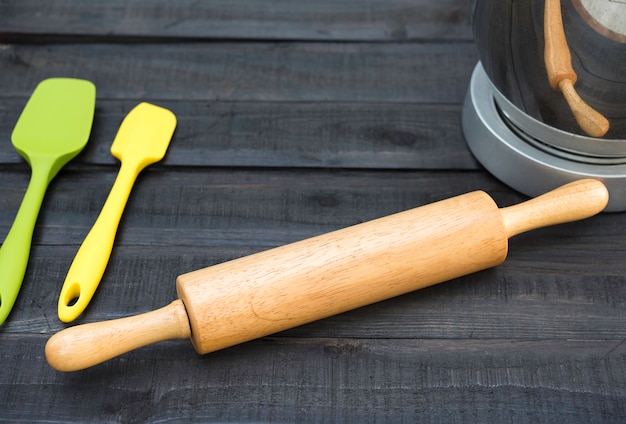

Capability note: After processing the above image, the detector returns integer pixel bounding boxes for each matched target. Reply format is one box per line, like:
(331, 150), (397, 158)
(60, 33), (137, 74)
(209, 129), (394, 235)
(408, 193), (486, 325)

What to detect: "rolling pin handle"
(45, 300), (191, 372)
(500, 179), (608, 239)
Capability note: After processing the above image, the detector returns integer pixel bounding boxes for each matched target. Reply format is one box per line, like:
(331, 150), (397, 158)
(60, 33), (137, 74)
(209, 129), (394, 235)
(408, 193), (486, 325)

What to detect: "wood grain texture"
(0, 43), (477, 103)
(0, 335), (624, 423)
(0, 0), (624, 422)
(1, 100), (478, 169)
(0, 0), (472, 41)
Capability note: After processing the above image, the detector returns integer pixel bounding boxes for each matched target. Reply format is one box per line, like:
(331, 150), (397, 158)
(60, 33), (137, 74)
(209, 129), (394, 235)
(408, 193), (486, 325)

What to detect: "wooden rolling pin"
(46, 179), (609, 372)
(544, 0), (609, 137)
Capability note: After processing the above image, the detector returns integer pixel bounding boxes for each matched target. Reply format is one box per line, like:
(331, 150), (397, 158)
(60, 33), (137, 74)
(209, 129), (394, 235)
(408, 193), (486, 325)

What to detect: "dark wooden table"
(0, 1), (624, 422)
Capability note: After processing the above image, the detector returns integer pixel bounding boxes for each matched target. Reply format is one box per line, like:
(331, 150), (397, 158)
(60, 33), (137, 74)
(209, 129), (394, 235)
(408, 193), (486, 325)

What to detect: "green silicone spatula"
(0, 78), (96, 324)
(58, 102), (176, 323)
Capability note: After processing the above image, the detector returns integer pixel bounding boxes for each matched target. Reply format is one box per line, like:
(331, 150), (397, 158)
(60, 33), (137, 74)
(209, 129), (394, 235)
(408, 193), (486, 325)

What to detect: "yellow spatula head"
(110, 102), (177, 169)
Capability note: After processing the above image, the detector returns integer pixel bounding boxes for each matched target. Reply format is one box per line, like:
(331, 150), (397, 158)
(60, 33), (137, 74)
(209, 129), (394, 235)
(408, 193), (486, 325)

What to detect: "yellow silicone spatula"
(57, 102), (176, 323)
(0, 78), (95, 324)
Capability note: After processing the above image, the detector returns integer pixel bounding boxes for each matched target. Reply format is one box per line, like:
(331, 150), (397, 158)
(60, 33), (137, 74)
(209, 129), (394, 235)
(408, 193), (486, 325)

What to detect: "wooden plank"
(5, 242), (624, 340)
(0, 335), (623, 423)
(23, 169), (626, 248)
(0, 169), (517, 249)
(0, 99), (479, 169)
(0, 42), (478, 103)
(0, 0), (472, 41)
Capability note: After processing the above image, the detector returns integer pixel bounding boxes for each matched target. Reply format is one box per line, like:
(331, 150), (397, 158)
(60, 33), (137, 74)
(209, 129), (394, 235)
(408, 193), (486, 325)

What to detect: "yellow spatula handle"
(58, 162), (140, 322)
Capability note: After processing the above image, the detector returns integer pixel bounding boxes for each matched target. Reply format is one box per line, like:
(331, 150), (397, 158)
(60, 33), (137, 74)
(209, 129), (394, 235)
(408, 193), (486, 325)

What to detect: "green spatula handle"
(0, 161), (53, 324)
(57, 161), (142, 323)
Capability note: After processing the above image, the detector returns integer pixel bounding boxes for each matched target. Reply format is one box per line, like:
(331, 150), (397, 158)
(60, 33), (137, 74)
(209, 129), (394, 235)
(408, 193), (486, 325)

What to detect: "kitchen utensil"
(46, 179), (608, 371)
(57, 102), (176, 323)
(0, 78), (95, 324)
(544, 0), (608, 137)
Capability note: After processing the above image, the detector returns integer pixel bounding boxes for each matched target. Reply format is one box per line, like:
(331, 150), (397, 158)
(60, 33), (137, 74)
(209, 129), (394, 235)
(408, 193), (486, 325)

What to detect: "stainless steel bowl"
(463, 0), (626, 211)
(470, 0), (626, 138)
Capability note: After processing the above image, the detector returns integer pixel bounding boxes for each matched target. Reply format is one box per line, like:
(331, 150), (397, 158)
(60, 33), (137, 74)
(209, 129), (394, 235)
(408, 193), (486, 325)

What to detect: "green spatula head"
(0, 78), (96, 324)
(11, 78), (96, 180)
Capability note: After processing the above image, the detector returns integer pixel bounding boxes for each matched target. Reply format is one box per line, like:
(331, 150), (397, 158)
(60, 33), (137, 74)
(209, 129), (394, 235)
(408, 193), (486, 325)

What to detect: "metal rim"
(491, 78), (626, 160)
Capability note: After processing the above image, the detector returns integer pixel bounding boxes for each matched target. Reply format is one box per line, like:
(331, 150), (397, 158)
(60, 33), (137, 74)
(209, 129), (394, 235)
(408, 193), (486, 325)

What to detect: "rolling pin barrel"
(179, 190), (508, 354)
(45, 179), (609, 372)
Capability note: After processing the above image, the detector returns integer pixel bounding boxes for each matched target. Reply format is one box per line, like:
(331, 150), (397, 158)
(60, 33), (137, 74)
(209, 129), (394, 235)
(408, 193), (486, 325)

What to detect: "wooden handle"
(544, 0), (609, 137)
(558, 79), (609, 138)
(500, 179), (608, 238)
(544, 0), (576, 89)
(45, 300), (190, 372)
(45, 179), (608, 372)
